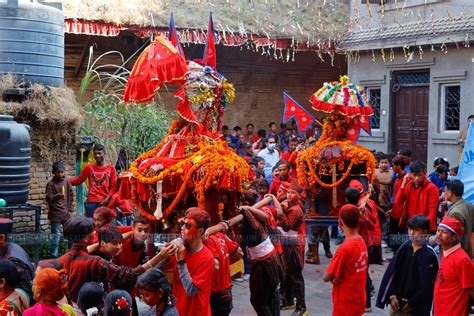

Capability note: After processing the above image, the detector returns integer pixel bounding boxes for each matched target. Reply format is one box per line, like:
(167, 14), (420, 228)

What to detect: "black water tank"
(0, 115), (31, 205)
(0, 0), (64, 87)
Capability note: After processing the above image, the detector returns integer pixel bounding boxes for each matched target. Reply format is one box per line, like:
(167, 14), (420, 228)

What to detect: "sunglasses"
(178, 221), (196, 229)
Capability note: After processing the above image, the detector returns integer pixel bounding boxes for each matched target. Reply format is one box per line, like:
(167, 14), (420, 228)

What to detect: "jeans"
(50, 222), (63, 258)
(85, 202), (101, 218)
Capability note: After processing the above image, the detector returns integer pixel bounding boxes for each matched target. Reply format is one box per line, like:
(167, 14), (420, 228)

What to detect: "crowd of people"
(0, 122), (472, 316)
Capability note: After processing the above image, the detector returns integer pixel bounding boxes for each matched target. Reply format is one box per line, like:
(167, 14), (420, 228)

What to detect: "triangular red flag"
(203, 12), (217, 67)
(283, 92), (314, 136)
(345, 122), (360, 144)
(168, 13), (185, 57)
(358, 115), (372, 136)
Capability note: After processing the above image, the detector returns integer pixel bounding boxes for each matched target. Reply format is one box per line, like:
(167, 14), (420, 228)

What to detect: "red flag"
(344, 122), (360, 144)
(203, 12), (217, 67)
(168, 13), (185, 57)
(358, 115), (371, 135)
(283, 92), (314, 135)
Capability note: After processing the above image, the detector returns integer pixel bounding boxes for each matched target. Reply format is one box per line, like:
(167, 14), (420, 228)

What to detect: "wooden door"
(392, 86), (429, 163)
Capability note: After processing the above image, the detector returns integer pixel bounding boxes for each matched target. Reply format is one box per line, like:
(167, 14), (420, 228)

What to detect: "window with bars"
(367, 88), (381, 130)
(394, 72), (430, 85)
(441, 84), (461, 131)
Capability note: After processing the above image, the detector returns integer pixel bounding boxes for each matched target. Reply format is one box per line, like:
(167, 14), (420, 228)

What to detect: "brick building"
(65, 32), (347, 131)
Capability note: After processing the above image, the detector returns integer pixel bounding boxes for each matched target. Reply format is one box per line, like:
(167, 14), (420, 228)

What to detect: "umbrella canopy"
(309, 75), (374, 118)
(124, 35), (188, 103)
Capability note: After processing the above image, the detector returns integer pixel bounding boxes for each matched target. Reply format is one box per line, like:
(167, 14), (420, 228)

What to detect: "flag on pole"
(457, 122), (474, 202)
(282, 92), (315, 136)
(168, 13), (184, 57)
(203, 12), (217, 67)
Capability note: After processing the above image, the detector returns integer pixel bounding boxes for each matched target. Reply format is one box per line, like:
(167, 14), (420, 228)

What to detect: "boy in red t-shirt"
(69, 144), (117, 218)
(172, 208), (215, 316)
(278, 183), (307, 315)
(323, 204), (368, 316)
(434, 216), (474, 316)
(204, 231), (243, 316)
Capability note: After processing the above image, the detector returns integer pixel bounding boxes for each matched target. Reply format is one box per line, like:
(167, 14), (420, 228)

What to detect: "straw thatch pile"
(0, 74), (82, 130)
(52, 0), (350, 43)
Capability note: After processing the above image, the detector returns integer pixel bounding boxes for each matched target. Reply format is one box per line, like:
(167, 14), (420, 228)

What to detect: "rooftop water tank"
(0, 115), (31, 206)
(0, 0), (64, 87)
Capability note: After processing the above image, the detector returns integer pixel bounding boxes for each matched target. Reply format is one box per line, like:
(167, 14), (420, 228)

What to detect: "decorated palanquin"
(120, 17), (252, 226)
(297, 75), (376, 215)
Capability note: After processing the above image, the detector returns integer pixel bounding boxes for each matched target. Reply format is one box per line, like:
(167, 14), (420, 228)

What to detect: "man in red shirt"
(172, 208), (215, 316)
(69, 144), (118, 217)
(323, 204), (368, 316)
(395, 160), (440, 233)
(278, 183), (307, 316)
(434, 216), (474, 316)
(244, 123), (259, 144)
(204, 231), (243, 316)
(269, 162), (297, 196)
(113, 215), (153, 268)
(388, 155), (408, 251)
(280, 138), (296, 162)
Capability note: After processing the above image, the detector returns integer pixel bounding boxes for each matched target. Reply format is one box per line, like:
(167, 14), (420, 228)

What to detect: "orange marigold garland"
(130, 137), (251, 221)
(297, 114), (376, 192)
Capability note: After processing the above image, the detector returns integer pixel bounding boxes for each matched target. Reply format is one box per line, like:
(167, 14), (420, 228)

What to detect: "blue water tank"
(0, 0), (64, 87)
(0, 115), (31, 206)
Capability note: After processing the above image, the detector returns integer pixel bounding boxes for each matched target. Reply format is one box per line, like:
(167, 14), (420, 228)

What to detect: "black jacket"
(376, 241), (439, 316)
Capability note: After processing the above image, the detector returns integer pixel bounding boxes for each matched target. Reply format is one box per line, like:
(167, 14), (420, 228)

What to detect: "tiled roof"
(338, 16), (474, 50)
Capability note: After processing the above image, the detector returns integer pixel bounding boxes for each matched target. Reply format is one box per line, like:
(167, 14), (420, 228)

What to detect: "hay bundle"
(0, 74), (82, 131)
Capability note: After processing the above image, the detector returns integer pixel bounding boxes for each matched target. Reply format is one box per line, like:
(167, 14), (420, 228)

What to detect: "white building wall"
(349, 47), (474, 170)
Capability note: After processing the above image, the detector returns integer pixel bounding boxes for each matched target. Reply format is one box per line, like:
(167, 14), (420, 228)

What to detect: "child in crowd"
(69, 144), (118, 218)
(0, 259), (30, 315)
(103, 290), (133, 316)
(35, 260), (74, 315)
(113, 215), (153, 268)
(23, 268), (71, 316)
(323, 204), (368, 316)
(91, 226), (124, 261)
(278, 183), (307, 316)
(107, 192), (135, 226)
(428, 157), (449, 193)
(90, 207), (132, 244)
(137, 268), (178, 316)
(377, 215), (438, 316)
(77, 282), (104, 316)
(374, 153), (393, 212)
(45, 161), (74, 259)
(256, 179), (270, 202)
